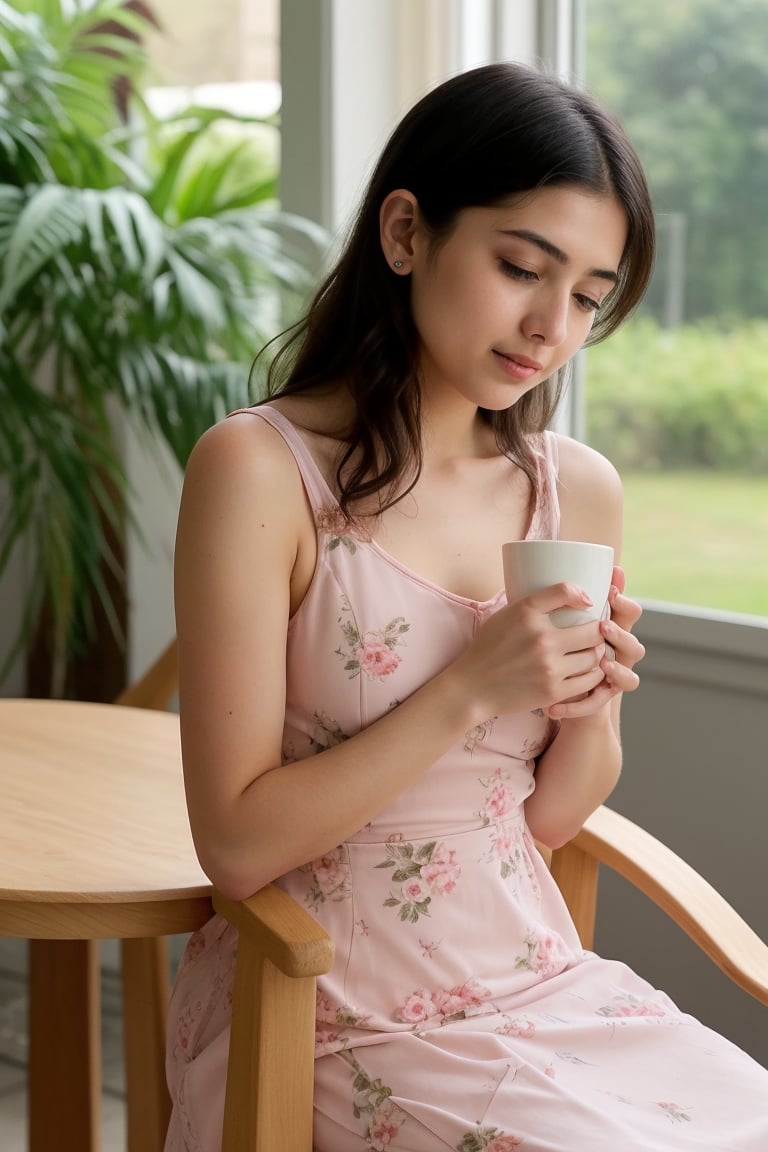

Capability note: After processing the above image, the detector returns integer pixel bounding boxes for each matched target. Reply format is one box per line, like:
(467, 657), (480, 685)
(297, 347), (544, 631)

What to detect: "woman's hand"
(453, 581), (614, 722)
(543, 565), (645, 720)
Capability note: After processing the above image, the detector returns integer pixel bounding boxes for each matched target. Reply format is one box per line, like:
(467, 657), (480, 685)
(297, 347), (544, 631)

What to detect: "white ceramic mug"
(502, 539), (614, 628)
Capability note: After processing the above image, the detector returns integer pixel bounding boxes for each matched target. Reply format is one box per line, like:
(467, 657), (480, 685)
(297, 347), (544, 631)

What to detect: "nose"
(520, 290), (569, 347)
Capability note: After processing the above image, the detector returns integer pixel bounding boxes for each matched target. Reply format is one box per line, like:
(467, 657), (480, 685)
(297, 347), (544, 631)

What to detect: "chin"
(476, 385), (537, 413)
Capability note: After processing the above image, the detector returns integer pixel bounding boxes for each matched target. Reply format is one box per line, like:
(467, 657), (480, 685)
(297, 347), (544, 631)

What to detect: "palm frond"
(0, 0), (331, 689)
(0, 184), (85, 309)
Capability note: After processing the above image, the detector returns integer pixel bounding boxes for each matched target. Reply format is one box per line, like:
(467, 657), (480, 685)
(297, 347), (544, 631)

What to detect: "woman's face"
(407, 185), (628, 411)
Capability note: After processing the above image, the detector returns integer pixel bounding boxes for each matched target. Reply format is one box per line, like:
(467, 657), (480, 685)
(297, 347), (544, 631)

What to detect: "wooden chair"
(113, 640), (183, 1150)
(112, 640), (334, 1151)
(122, 640), (768, 1152)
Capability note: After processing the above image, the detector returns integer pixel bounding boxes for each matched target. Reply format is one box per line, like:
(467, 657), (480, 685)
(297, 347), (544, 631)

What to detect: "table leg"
(121, 937), (171, 1152)
(28, 938), (101, 1152)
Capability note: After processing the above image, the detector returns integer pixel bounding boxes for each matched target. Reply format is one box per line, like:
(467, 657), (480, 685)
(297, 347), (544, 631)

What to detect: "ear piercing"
(393, 260), (404, 269)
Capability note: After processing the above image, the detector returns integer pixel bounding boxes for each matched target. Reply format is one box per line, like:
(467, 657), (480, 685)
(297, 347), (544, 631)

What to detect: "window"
(582, 0), (768, 618)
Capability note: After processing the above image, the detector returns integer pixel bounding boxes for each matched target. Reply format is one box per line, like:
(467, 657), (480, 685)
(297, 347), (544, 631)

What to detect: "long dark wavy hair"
(263, 62), (655, 516)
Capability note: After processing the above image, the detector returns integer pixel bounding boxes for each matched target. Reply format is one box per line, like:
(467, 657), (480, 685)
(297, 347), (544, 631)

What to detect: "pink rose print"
(398, 978), (491, 1025)
(302, 846), (352, 909)
(369, 1100), (406, 1149)
(476, 768), (521, 878)
(315, 990), (371, 1053)
(434, 990), (467, 1016)
(492, 828), (514, 864)
(486, 782), (512, 820)
(347, 1054), (407, 1148)
(514, 928), (566, 978)
(315, 1021), (342, 1049)
(184, 929), (207, 962)
(175, 1012), (192, 1054)
(316, 505), (373, 552)
(596, 992), (668, 1018)
(402, 877), (429, 902)
(314, 853), (344, 891)
(359, 638), (402, 679)
(420, 842), (461, 896)
(173, 1001), (204, 1060)
(534, 932), (561, 977)
(457, 1126), (522, 1151)
(399, 990), (437, 1024)
(335, 600), (410, 681)
(496, 1015), (536, 1040)
(316, 990), (334, 1016)
(377, 837), (462, 923)
(657, 1101), (692, 1123)
(487, 1138), (524, 1152)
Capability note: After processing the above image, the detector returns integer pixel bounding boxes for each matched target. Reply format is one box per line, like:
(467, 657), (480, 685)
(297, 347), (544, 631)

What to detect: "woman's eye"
(575, 293), (601, 313)
(499, 259), (538, 281)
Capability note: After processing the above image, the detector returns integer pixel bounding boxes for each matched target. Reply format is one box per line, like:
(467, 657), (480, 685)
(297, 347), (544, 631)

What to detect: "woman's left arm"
(523, 437), (645, 849)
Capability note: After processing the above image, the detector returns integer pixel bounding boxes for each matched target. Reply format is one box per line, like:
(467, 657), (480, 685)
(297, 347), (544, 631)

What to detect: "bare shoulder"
(184, 408), (305, 500)
(176, 408), (312, 592)
(553, 433), (623, 550)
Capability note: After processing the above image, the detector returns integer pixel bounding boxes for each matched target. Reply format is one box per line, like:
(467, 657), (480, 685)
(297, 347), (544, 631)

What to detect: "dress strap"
(227, 405), (335, 511)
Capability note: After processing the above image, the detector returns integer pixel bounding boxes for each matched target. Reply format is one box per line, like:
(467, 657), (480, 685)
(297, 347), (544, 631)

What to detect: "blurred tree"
(586, 0), (768, 323)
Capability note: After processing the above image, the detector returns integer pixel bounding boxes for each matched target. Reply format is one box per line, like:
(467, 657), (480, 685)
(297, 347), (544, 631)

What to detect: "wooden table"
(0, 698), (213, 1152)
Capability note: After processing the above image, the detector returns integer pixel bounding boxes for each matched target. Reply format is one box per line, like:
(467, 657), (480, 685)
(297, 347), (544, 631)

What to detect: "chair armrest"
(213, 883), (334, 977)
(563, 805), (768, 1006)
(212, 885), (334, 1152)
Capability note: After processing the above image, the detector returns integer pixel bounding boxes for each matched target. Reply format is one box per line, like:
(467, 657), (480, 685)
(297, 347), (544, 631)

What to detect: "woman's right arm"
(175, 416), (606, 900)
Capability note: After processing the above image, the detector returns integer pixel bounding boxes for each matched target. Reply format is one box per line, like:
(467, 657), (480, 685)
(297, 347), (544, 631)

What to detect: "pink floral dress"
(165, 406), (768, 1152)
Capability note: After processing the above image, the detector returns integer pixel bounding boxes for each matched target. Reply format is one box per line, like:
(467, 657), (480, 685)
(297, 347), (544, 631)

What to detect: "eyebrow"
(498, 228), (619, 284)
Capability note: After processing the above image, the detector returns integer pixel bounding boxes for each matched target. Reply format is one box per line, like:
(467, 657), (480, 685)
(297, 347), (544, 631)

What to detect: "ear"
(380, 189), (419, 273)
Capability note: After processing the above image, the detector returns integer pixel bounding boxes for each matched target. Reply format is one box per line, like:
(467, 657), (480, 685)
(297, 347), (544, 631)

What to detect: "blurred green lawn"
(620, 471), (768, 618)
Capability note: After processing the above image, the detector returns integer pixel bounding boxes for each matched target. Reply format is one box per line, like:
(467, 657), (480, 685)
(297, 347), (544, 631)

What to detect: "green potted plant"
(0, 0), (329, 696)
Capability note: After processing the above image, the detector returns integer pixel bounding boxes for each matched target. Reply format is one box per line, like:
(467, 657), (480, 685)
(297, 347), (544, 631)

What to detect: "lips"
(492, 350), (544, 380)
(495, 351), (543, 370)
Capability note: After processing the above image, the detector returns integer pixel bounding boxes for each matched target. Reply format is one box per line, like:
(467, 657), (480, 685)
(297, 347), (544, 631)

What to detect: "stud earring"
(393, 260), (404, 269)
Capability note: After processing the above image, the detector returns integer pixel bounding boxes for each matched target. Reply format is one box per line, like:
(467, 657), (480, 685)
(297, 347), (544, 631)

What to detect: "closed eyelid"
(499, 259), (538, 280)
(501, 258), (605, 308)
(497, 228), (619, 286)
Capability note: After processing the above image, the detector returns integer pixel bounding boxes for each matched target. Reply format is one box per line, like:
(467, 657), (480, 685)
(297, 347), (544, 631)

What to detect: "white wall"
(125, 425), (180, 683)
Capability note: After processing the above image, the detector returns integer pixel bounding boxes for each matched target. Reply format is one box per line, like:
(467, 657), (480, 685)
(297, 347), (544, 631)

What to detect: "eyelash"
(498, 259), (602, 314)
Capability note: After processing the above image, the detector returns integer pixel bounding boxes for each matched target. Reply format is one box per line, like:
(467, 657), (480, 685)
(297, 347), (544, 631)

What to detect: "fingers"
(607, 573), (642, 632)
(541, 663), (607, 713)
(545, 661), (641, 719)
(600, 617), (645, 669)
(545, 683), (616, 720)
(520, 581), (596, 616)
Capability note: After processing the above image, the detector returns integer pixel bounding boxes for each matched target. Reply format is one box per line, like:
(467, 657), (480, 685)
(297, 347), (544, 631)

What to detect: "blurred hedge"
(584, 318), (768, 473)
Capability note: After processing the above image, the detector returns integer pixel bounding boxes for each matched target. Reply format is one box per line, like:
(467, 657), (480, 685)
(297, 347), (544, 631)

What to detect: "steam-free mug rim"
(502, 539), (614, 559)
(502, 539), (614, 629)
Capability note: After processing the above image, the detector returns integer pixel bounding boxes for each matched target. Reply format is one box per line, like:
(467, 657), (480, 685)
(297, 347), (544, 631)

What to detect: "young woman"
(166, 62), (768, 1152)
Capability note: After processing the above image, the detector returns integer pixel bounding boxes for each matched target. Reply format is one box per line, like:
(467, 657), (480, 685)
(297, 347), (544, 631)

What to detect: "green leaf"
(0, 0), (331, 687)
(0, 184), (83, 308)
